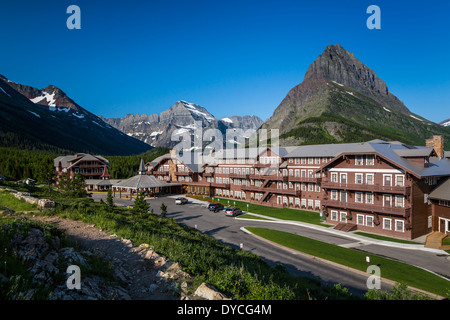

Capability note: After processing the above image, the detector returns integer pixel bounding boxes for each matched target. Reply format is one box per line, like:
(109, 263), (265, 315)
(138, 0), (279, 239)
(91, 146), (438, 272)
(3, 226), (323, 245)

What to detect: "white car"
(175, 197), (188, 205)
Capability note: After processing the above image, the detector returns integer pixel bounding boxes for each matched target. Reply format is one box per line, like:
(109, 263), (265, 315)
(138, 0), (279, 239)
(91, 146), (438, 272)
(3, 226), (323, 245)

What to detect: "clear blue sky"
(0, 0), (449, 123)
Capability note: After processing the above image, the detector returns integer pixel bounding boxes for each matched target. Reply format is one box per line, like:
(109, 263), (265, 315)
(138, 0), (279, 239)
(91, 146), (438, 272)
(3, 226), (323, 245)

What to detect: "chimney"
(426, 136), (445, 158)
(169, 149), (177, 156)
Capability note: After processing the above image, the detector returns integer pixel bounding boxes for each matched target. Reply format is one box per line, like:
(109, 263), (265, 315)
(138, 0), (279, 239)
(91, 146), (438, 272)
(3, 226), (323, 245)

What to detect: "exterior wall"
(431, 201), (450, 235)
(322, 154), (416, 239)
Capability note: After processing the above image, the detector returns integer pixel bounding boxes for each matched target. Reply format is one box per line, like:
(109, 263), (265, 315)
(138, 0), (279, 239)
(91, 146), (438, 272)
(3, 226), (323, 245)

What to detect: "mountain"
(440, 119), (450, 127)
(261, 44), (450, 148)
(0, 75), (151, 155)
(100, 100), (263, 148)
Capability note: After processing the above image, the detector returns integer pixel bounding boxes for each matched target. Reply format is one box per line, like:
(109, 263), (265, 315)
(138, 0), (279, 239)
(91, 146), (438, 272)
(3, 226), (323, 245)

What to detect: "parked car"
(175, 197), (188, 205)
(224, 207), (243, 217)
(208, 203), (224, 212)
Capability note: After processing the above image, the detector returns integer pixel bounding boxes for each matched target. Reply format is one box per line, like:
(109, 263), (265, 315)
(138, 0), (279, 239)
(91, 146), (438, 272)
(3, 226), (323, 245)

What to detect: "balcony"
(175, 171), (192, 176)
(210, 182), (230, 189)
(203, 172), (214, 177)
(322, 199), (411, 216)
(229, 173), (250, 179)
(321, 181), (411, 195)
(288, 176), (322, 184)
(153, 171), (169, 176)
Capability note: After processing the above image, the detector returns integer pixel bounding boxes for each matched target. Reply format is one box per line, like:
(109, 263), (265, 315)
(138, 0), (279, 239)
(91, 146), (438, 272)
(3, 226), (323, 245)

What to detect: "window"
(355, 155), (364, 166)
(331, 173), (338, 183)
(366, 174), (374, 185)
(395, 220), (404, 232)
(357, 214), (365, 225)
(315, 157), (321, 164)
(295, 158), (300, 164)
(366, 216), (374, 227)
(301, 170), (306, 178)
(295, 169), (300, 177)
(315, 200), (321, 209)
(340, 191), (347, 202)
(383, 218), (392, 230)
(331, 210), (338, 221)
(384, 175), (392, 186)
(394, 195), (405, 208)
(355, 173), (363, 184)
(366, 155), (375, 166)
(331, 190), (338, 201)
(315, 184), (321, 192)
(396, 175), (405, 187)
(301, 199), (307, 207)
(340, 173), (347, 185)
(366, 193), (374, 204)
(301, 158), (306, 164)
(384, 194), (392, 207)
(340, 212), (347, 222)
(355, 192), (363, 203)
(308, 157), (314, 164)
(308, 183), (314, 191)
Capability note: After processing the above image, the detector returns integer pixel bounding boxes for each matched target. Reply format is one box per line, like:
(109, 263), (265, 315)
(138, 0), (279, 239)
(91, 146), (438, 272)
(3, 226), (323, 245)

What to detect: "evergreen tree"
(133, 192), (149, 215)
(106, 188), (114, 207)
(160, 202), (167, 218)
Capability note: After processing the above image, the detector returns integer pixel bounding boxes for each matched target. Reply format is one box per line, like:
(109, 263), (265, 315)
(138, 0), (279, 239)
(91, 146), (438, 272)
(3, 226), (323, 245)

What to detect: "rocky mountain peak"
(303, 44), (409, 113)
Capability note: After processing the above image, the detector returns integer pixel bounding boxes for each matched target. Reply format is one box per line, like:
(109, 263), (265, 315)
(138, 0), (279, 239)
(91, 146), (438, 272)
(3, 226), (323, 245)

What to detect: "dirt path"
(25, 214), (187, 300)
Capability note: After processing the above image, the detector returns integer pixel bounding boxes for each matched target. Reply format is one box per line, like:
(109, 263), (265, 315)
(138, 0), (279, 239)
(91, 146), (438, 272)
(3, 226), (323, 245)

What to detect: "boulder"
(193, 283), (231, 300)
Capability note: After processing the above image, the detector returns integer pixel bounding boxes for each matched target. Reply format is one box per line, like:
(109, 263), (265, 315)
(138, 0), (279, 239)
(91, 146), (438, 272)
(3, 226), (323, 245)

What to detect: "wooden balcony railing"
(322, 199), (411, 216)
(321, 181), (411, 195)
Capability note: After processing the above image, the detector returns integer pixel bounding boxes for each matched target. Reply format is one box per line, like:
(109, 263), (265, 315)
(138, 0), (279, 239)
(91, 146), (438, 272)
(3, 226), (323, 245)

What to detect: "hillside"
(261, 44), (450, 148)
(0, 75), (151, 155)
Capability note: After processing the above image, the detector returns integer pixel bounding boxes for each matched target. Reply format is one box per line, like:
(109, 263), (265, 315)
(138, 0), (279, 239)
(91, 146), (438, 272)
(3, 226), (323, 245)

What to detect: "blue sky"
(0, 0), (449, 123)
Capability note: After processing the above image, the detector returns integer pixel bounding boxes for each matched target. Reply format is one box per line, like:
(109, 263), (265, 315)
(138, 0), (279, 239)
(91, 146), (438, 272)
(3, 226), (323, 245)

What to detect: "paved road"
(91, 193), (450, 297)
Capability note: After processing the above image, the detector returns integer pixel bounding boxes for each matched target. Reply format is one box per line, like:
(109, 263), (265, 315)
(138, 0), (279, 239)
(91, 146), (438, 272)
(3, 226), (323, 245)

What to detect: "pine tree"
(133, 191), (149, 215)
(160, 202), (167, 218)
(106, 188), (114, 207)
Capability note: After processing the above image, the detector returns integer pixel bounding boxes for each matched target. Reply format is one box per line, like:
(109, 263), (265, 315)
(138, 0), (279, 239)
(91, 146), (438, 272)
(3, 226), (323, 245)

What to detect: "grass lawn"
(189, 195), (328, 226)
(246, 227), (450, 298)
(354, 232), (420, 245)
(0, 191), (38, 212)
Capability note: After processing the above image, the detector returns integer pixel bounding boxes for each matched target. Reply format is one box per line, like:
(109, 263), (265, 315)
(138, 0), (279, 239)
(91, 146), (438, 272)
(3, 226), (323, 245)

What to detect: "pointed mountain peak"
(303, 44), (409, 113)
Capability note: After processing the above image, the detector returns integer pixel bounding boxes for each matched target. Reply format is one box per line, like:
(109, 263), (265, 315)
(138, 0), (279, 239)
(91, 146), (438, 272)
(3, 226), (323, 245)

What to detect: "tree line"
(0, 146), (170, 182)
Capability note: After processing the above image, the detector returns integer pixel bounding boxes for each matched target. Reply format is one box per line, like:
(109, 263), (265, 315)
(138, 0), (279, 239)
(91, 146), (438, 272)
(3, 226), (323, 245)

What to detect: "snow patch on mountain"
(31, 91), (56, 107)
(222, 117), (233, 123)
(0, 86), (10, 97)
(409, 115), (423, 122)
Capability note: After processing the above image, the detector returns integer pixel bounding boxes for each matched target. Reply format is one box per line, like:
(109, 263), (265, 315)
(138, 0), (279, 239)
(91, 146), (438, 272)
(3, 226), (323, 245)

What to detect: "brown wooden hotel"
(146, 136), (450, 240)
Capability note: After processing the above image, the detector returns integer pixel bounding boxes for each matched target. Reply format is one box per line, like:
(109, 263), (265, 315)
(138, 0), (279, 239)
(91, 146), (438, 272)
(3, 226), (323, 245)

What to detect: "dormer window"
(355, 155), (364, 166)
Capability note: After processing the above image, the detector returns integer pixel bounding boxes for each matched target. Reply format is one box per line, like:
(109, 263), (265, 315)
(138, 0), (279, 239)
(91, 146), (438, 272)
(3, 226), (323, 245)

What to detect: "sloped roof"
(113, 174), (180, 190)
(429, 178), (450, 201)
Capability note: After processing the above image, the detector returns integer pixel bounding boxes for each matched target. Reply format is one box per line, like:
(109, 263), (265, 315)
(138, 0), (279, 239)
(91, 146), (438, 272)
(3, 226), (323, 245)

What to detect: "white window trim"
(365, 193), (374, 204)
(366, 173), (374, 185)
(356, 214), (365, 225)
(395, 219), (405, 232)
(395, 174), (405, 187)
(355, 173), (364, 184)
(383, 218), (392, 230)
(383, 194), (392, 207)
(331, 210), (338, 221)
(355, 192), (363, 203)
(340, 212), (347, 223)
(383, 174), (393, 186)
(366, 215), (374, 227)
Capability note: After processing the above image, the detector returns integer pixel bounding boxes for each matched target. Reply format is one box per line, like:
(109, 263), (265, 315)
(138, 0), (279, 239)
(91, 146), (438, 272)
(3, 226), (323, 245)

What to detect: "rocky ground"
(1, 215), (196, 300)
